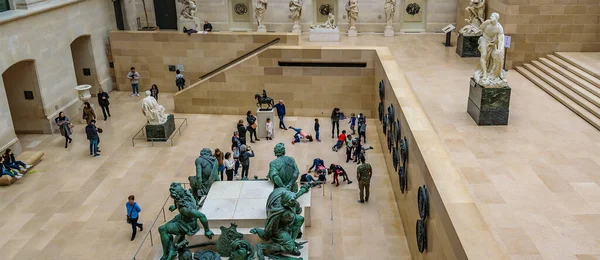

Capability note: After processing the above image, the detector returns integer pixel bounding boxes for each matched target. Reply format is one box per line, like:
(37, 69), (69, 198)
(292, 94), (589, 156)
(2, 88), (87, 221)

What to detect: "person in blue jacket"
(126, 195), (143, 241)
(273, 100), (287, 130)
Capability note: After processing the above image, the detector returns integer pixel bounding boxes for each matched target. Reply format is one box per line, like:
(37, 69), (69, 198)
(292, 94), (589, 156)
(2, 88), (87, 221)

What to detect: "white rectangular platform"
(256, 108), (274, 139)
(309, 28), (340, 42)
(200, 181), (311, 229)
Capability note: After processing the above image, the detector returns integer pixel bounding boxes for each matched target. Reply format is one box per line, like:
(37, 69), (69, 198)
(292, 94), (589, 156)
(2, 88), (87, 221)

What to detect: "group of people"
(0, 149), (32, 179)
(127, 67), (186, 100)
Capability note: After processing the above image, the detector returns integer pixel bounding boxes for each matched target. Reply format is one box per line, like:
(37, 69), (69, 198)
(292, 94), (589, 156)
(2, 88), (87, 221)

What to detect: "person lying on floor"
(289, 126), (314, 144)
(300, 173), (322, 188)
(328, 163), (352, 187)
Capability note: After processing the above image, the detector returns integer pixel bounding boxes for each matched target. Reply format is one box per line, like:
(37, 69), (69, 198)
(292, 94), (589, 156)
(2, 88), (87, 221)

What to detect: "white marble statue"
(289, 0), (303, 28)
(459, 0), (485, 36)
(384, 0), (396, 27)
(142, 90), (168, 125)
(346, 0), (359, 29)
(178, 0), (197, 20)
(474, 13), (507, 88)
(310, 12), (337, 29)
(255, 0), (268, 31)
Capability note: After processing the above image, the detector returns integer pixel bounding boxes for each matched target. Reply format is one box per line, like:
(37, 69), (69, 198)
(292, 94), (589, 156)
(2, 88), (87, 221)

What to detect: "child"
(314, 118), (321, 142)
(349, 113), (357, 135)
(345, 135), (354, 163)
(328, 164), (352, 187)
(331, 130), (347, 152)
(358, 120), (367, 143)
(266, 118), (274, 140)
(289, 126), (314, 144)
(224, 152), (235, 181)
(308, 158), (325, 172)
(232, 146), (240, 177)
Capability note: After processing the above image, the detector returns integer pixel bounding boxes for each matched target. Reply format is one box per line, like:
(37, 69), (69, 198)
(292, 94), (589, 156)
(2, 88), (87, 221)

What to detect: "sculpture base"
(348, 27), (357, 37)
(145, 114), (175, 141)
(257, 26), (267, 33)
(292, 24), (301, 34)
(384, 26), (394, 37)
(256, 108), (274, 139)
(456, 33), (481, 57)
(467, 78), (511, 125)
(177, 18), (199, 32)
(309, 28), (340, 42)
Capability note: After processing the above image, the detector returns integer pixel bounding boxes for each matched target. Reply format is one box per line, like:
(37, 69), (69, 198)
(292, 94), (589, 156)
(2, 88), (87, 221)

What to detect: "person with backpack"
(175, 70), (186, 91)
(126, 195), (143, 241)
(85, 120), (101, 157)
(239, 145), (255, 180)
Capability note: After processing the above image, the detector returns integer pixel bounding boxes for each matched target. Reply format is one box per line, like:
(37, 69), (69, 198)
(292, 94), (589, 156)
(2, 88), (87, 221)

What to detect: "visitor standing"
(97, 88), (111, 121)
(246, 111), (260, 143)
(82, 102), (96, 124)
(331, 108), (341, 138)
(175, 70), (185, 91)
(356, 157), (372, 203)
(56, 112), (73, 148)
(239, 145), (255, 180)
(273, 100), (287, 130)
(85, 120), (100, 157)
(150, 84), (160, 101)
(237, 120), (247, 145)
(345, 135), (354, 163)
(314, 118), (321, 142)
(214, 148), (225, 181)
(126, 195), (143, 241)
(266, 118), (273, 140)
(127, 67), (140, 97)
(358, 120), (367, 143)
(232, 145), (240, 177)
(203, 20), (213, 32)
(349, 113), (357, 135)
(224, 152), (234, 181)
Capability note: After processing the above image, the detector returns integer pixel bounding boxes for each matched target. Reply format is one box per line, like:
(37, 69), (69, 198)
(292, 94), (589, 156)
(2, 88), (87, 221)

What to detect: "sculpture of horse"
(255, 90), (274, 110)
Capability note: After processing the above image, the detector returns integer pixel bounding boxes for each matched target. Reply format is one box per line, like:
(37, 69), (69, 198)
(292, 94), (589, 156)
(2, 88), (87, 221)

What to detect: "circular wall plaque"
(319, 4), (332, 16)
(416, 219), (427, 253)
(399, 165), (407, 194)
(418, 185), (429, 220)
(234, 3), (248, 15)
(406, 3), (421, 16)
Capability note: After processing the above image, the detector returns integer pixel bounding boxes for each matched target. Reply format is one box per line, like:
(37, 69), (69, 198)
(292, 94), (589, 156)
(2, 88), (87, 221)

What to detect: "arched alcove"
(70, 35), (100, 93)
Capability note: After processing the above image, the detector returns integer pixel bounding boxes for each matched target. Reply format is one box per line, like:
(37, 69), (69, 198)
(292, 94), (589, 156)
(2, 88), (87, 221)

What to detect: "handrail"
(199, 38), (280, 81)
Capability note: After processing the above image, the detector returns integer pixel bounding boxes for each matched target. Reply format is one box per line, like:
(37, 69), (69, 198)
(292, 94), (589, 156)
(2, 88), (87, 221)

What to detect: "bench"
(0, 151), (44, 186)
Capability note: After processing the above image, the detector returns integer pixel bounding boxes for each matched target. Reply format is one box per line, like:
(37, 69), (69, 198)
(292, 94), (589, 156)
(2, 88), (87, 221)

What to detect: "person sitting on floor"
(2, 149), (31, 172)
(0, 157), (22, 179)
(332, 130), (347, 152)
(300, 173), (321, 188)
(328, 163), (353, 187)
(289, 126), (314, 144)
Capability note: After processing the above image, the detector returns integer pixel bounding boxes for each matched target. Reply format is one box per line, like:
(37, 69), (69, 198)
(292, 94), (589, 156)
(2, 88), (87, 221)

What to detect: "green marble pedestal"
(456, 33), (481, 57)
(467, 78), (511, 125)
(146, 114), (175, 141)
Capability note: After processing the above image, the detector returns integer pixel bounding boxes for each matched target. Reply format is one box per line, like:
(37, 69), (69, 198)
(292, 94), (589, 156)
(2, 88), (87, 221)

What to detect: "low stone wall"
(109, 31), (300, 93)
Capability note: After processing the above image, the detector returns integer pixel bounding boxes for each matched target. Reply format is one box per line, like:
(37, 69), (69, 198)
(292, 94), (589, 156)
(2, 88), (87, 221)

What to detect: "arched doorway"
(1, 60), (48, 134)
(70, 35), (99, 93)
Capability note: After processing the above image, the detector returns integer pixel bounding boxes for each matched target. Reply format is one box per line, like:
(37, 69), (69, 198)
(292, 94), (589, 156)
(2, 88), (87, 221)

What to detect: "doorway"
(70, 35), (99, 93)
(154, 0), (177, 29)
(113, 0), (125, 30)
(2, 60), (48, 134)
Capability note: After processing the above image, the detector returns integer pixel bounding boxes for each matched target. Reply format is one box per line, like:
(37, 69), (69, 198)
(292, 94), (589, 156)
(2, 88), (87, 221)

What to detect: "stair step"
(516, 66), (600, 130)
(531, 60), (600, 108)
(547, 55), (600, 88)
(555, 52), (600, 81)
(539, 58), (600, 99)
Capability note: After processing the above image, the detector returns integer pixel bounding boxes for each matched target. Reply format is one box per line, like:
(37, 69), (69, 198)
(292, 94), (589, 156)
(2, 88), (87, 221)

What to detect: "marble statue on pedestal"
(268, 143), (300, 193)
(255, 0), (268, 32)
(142, 90), (168, 125)
(178, 0), (196, 20)
(250, 185), (310, 260)
(474, 13), (507, 88)
(289, 0), (303, 32)
(159, 182), (214, 260)
(346, 0), (358, 35)
(459, 0), (485, 36)
(310, 12), (336, 29)
(189, 148), (219, 205)
(384, 0), (396, 27)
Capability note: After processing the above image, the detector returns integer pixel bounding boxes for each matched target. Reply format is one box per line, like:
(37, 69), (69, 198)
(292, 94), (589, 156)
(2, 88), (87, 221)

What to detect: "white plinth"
(348, 27), (357, 37)
(200, 181), (312, 229)
(292, 24), (301, 34)
(256, 109), (274, 139)
(177, 18), (198, 32)
(257, 25), (267, 32)
(309, 28), (340, 42)
(384, 26), (394, 37)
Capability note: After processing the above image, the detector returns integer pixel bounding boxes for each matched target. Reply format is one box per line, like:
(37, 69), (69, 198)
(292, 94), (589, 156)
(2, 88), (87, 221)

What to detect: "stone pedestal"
(467, 78), (511, 125)
(146, 114), (175, 141)
(257, 25), (267, 32)
(256, 108), (274, 139)
(177, 18), (199, 32)
(348, 27), (357, 37)
(309, 28), (340, 42)
(292, 24), (301, 34)
(456, 33), (481, 57)
(384, 26), (394, 37)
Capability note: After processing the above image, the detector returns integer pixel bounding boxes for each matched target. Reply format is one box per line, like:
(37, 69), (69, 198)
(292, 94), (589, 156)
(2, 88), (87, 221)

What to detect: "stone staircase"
(516, 53), (600, 130)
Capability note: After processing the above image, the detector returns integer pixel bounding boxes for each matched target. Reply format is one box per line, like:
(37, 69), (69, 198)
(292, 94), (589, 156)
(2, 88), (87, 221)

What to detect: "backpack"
(176, 76), (185, 86)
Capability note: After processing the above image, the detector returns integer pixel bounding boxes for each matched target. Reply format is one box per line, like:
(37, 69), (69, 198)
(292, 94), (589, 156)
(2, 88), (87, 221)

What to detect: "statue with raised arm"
(474, 12), (507, 88)
(142, 90), (168, 125)
(255, 0), (268, 31)
(310, 12), (336, 29)
(159, 182), (214, 260)
(460, 0), (485, 36)
(267, 143), (300, 193)
(346, 0), (359, 29)
(188, 148), (219, 205)
(250, 185), (311, 260)
(289, 0), (303, 28)
(384, 0), (396, 27)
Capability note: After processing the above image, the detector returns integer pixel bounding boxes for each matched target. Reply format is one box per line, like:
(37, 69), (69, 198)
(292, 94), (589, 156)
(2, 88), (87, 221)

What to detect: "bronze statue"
(250, 185), (311, 259)
(268, 143), (300, 192)
(255, 89), (275, 110)
(159, 182), (214, 260)
(189, 148), (219, 205)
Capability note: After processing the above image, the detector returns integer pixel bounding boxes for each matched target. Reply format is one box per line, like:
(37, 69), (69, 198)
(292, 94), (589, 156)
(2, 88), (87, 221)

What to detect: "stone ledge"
(0, 0), (85, 26)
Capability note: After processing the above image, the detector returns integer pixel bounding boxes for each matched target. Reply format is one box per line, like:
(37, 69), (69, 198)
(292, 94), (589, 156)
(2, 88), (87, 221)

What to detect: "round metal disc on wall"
(416, 219), (427, 253)
(418, 185), (429, 220)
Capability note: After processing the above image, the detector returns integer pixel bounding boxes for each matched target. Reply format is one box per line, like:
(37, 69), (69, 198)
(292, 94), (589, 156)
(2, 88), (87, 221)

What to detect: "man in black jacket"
(97, 88), (111, 121)
(85, 120), (100, 157)
(237, 120), (247, 145)
(246, 111), (260, 143)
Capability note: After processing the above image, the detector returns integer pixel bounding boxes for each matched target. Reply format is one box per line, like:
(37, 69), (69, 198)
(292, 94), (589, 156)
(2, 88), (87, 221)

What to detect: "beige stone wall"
(109, 31), (300, 93)
(174, 46), (375, 117)
(373, 47), (505, 259)
(458, 0), (600, 69)
(0, 0), (115, 151)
